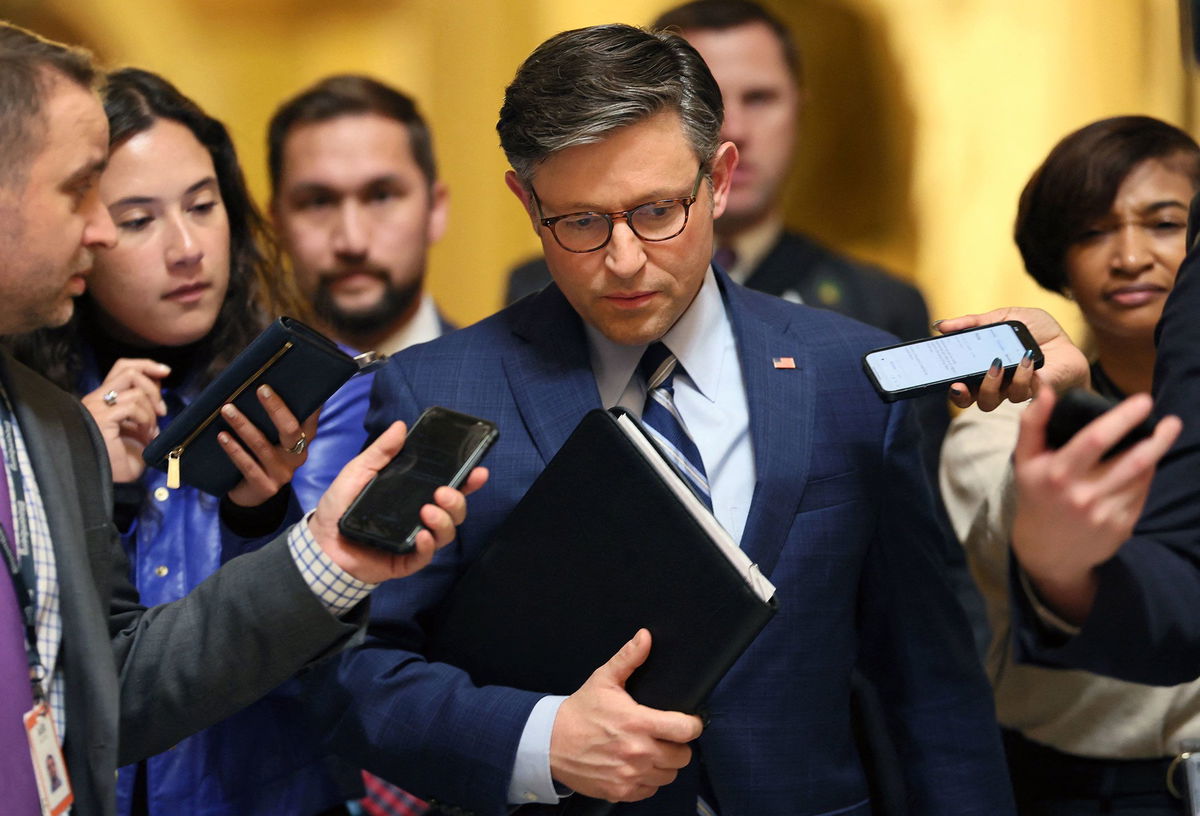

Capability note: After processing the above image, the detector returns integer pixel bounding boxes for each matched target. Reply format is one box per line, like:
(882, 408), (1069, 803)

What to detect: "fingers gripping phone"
(1045, 388), (1157, 460)
(338, 407), (499, 554)
(861, 320), (1044, 402)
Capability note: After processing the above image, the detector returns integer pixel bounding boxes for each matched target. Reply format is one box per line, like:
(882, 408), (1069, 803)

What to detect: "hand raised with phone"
(308, 420), (489, 584)
(932, 307), (1090, 410)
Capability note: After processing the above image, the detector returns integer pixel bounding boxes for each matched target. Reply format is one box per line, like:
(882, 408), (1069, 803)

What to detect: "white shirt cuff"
(1018, 567), (1082, 637)
(507, 695), (569, 804)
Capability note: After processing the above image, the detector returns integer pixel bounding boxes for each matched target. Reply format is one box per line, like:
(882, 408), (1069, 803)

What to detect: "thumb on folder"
(549, 629), (704, 802)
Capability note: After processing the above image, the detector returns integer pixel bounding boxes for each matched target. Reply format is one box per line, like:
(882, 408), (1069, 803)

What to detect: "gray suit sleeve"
(73, 402), (365, 764)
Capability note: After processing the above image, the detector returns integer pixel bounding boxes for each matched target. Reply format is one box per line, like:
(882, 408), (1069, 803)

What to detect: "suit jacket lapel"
(721, 277), (814, 579)
(0, 352), (119, 815)
(0, 358), (90, 562)
(504, 284), (604, 463)
(503, 276), (813, 577)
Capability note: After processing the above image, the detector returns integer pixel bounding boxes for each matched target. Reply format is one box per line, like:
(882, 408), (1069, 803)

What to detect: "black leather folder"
(142, 316), (364, 496)
(427, 407), (777, 717)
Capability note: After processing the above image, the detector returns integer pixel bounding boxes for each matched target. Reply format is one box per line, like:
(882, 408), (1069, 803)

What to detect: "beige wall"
(6, 0), (1197, 342)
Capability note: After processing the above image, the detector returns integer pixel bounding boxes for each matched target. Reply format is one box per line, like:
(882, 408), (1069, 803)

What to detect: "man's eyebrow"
(285, 181), (336, 196)
(361, 174), (405, 187)
(64, 157), (107, 188)
(288, 174), (405, 193)
(548, 188), (689, 214)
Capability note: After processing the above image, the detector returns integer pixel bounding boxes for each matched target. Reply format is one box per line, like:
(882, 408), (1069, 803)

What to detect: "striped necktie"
(638, 342), (711, 509)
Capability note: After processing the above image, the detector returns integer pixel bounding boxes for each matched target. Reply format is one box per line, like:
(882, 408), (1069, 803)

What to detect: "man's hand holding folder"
(550, 629), (703, 802)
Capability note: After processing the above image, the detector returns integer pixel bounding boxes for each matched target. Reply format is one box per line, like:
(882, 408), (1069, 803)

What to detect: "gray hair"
(497, 23), (724, 186)
(0, 22), (96, 187)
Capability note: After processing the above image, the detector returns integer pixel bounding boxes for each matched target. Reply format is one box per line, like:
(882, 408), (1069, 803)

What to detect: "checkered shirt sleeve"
(287, 513), (375, 615)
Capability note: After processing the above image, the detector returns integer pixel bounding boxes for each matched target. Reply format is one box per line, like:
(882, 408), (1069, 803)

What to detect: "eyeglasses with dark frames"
(531, 165), (705, 253)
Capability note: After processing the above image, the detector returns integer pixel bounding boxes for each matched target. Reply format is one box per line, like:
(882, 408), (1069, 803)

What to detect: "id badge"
(23, 702), (73, 816)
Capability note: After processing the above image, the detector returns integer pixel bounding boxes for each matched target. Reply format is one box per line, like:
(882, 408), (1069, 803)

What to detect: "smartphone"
(861, 320), (1044, 402)
(338, 406), (499, 554)
(1045, 388), (1156, 460)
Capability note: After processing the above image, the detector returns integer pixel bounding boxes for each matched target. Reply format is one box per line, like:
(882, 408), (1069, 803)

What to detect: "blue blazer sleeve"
(306, 357), (543, 816)
(855, 396), (1014, 813)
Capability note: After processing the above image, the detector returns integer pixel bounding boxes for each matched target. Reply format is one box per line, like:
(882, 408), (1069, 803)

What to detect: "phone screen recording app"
(867, 326), (1027, 392)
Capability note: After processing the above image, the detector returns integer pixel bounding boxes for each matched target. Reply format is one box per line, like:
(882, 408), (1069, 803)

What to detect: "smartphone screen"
(864, 322), (1033, 396)
(339, 407), (498, 553)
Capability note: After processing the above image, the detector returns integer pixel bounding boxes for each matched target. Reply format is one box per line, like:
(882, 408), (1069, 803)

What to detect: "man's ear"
(708, 141), (739, 220)
(426, 181), (450, 244)
(505, 170), (540, 234)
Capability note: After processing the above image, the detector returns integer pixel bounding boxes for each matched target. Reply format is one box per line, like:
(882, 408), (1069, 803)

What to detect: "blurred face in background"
(88, 118), (230, 347)
(272, 113), (448, 339)
(683, 20), (800, 234)
(1063, 154), (1196, 346)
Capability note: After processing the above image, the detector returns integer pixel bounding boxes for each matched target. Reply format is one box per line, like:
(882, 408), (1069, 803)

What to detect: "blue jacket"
(311, 274), (1014, 815)
(76, 349), (373, 816)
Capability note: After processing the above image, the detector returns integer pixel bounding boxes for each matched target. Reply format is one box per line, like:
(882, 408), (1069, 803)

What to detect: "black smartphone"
(1045, 388), (1156, 460)
(338, 406), (499, 554)
(861, 320), (1044, 402)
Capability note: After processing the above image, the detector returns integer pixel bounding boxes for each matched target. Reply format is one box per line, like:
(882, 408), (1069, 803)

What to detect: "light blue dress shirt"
(507, 268), (756, 804)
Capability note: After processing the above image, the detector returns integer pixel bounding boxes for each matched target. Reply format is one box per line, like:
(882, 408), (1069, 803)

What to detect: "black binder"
(142, 316), (368, 496)
(427, 407), (777, 718)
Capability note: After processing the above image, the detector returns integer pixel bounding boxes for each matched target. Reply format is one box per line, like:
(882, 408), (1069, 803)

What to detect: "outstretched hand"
(934, 307), (1090, 411)
(1011, 388), (1182, 624)
(307, 421), (488, 584)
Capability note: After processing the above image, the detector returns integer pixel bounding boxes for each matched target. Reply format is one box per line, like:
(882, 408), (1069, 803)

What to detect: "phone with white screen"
(861, 320), (1043, 402)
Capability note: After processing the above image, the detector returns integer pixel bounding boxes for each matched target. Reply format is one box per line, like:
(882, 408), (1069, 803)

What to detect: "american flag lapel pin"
(772, 356), (796, 370)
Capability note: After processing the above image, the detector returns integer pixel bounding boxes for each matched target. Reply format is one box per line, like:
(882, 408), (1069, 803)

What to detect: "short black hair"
(1015, 116), (1200, 293)
(267, 74), (437, 195)
(498, 23), (723, 186)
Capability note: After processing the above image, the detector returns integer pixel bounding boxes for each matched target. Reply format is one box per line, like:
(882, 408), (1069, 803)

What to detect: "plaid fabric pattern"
(360, 771), (428, 816)
(287, 513), (375, 615)
(0, 393), (64, 734)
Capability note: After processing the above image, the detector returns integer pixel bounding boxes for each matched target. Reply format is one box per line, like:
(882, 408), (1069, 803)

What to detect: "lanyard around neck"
(0, 392), (44, 701)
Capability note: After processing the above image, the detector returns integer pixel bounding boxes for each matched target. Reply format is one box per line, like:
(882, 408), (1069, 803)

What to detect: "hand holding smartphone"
(338, 407), (498, 554)
(1045, 389), (1157, 460)
(862, 320), (1044, 402)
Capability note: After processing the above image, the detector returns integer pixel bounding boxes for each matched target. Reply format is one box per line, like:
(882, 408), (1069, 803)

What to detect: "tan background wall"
(4, 0), (1196, 345)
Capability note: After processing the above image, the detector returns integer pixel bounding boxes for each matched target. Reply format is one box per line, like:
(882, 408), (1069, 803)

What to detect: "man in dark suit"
(313, 23), (1012, 815)
(505, 5), (957, 568)
(504, 1), (931, 345)
(0, 24), (481, 816)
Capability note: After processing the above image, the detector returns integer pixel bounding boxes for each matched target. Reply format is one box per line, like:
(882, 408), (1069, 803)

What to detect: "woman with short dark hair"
(941, 115), (1200, 814)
